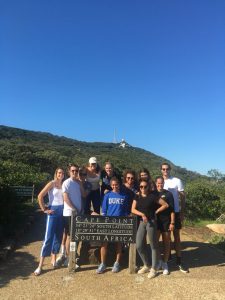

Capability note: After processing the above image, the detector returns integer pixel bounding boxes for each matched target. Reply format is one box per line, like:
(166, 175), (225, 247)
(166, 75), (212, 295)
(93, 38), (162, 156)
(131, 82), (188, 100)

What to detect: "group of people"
(34, 157), (189, 278)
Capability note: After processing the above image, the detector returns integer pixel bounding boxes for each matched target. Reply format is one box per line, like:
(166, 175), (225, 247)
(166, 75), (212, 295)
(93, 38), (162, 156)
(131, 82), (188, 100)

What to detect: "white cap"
(89, 157), (97, 164)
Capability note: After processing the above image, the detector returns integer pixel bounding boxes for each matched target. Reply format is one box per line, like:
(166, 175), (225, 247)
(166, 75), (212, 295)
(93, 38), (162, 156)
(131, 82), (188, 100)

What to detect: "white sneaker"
(138, 265), (150, 274)
(56, 254), (66, 267)
(147, 268), (157, 279)
(162, 262), (169, 275)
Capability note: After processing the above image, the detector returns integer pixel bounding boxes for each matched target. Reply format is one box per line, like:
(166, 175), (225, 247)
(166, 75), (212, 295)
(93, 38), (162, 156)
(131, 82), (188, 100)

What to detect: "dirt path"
(1, 212), (225, 300)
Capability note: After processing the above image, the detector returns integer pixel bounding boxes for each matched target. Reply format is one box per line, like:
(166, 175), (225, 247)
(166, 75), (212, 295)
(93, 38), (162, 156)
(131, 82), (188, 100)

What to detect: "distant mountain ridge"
(0, 125), (201, 184)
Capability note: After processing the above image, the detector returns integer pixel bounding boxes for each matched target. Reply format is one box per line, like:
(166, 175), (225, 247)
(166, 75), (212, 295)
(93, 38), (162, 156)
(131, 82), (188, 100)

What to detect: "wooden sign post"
(69, 213), (137, 274)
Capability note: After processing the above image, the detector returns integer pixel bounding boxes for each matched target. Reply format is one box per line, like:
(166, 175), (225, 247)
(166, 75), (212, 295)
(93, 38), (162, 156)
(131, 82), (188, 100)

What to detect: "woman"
(121, 169), (138, 214)
(100, 161), (121, 197)
(138, 168), (156, 191)
(131, 179), (168, 279)
(34, 167), (64, 276)
(85, 157), (101, 214)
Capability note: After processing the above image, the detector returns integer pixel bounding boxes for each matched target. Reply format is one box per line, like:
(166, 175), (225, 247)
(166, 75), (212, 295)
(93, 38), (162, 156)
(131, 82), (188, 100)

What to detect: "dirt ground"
(1, 212), (225, 300)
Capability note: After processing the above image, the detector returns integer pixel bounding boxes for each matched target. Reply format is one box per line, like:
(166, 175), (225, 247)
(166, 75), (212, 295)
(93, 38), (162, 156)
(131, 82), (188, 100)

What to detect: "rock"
(206, 224), (225, 234)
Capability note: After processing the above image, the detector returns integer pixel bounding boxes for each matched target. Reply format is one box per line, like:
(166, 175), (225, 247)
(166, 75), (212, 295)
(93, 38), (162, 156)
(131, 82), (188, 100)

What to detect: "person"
(121, 169), (138, 214)
(96, 177), (129, 274)
(131, 178), (168, 279)
(161, 162), (189, 273)
(61, 164), (84, 267)
(138, 168), (156, 191)
(155, 176), (175, 275)
(85, 157), (101, 214)
(34, 168), (64, 276)
(100, 161), (121, 197)
(78, 166), (92, 213)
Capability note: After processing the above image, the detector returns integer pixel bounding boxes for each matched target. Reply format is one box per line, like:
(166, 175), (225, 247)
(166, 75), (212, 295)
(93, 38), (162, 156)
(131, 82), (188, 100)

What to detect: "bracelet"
(170, 223), (175, 225)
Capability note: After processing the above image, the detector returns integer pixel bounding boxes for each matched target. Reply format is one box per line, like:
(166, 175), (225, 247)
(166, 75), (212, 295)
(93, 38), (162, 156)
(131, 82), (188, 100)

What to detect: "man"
(155, 176), (175, 275)
(161, 162), (189, 273)
(58, 164), (83, 267)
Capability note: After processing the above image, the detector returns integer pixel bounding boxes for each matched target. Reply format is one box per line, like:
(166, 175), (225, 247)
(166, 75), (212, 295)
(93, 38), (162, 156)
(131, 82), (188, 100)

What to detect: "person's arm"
(169, 212), (175, 231)
(155, 198), (169, 215)
(37, 181), (54, 214)
(131, 200), (148, 222)
(63, 192), (76, 211)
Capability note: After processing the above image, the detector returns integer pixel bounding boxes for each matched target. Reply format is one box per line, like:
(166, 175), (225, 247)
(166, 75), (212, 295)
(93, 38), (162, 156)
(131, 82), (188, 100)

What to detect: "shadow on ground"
(0, 210), (46, 288)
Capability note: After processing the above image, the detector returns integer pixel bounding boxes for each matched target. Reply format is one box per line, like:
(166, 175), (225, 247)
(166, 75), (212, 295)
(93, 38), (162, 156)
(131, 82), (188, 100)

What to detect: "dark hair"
(110, 176), (120, 185)
(139, 178), (151, 195)
(67, 163), (79, 174)
(123, 169), (136, 183)
(155, 175), (164, 182)
(138, 168), (152, 181)
(160, 162), (171, 170)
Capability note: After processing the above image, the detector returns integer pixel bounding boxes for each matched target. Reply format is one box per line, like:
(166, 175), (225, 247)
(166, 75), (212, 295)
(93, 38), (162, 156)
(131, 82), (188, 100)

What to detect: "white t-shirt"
(62, 178), (82, 216)
(163, 176), (184, 213)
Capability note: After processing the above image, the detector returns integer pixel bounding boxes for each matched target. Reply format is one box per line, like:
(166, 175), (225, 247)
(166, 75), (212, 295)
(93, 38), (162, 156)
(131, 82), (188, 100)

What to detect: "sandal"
(34, 267), (42, 276)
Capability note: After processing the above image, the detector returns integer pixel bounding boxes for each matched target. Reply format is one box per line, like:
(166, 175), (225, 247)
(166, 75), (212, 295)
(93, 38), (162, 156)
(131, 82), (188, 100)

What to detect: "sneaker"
(63, 257), (69, 267)
(56, 254), (66, 267)
(96, 263), (106, 274)
(138, 265), (150, 274)
(156, 259), (162, 271)
(147, 268), (157, 279)
(34, 267), (42, 276)
(177, 264), (189, 273)
(112, 262), (120, 273)
(162, 262), (169, 275)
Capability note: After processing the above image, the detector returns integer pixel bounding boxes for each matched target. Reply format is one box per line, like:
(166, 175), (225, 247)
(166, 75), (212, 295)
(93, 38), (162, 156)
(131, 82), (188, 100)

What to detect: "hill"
(0, 125), (200, 186)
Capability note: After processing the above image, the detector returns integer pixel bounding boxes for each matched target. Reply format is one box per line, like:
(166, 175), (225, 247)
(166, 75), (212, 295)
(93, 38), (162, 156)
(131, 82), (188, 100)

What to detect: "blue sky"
(0, 0), (225, 175)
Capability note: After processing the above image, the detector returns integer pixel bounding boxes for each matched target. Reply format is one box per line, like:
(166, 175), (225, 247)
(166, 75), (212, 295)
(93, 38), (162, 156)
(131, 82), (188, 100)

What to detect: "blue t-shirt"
(102, 190), (129, 217)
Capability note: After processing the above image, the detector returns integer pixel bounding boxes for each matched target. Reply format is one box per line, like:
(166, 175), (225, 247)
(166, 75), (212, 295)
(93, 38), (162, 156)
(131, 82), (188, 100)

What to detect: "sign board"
(71, 215), (137, 243)
(11, 185), (35, 202)
(69, 213), (137, 274)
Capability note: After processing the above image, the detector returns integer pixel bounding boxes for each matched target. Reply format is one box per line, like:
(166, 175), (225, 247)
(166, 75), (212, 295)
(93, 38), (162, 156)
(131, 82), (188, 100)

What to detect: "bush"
(185, 180), (223, 220)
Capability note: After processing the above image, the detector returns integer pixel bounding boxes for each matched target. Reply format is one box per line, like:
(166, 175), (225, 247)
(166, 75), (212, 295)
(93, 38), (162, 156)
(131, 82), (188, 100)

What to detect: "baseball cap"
(89, 157), (97, 164)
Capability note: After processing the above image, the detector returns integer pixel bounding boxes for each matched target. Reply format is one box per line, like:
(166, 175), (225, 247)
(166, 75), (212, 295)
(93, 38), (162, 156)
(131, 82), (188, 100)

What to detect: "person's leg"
(96, 242), (108, 273)
(92, 189), (101, 214)
(115, 242), (122, 263)
(84, 192), (92, 214)
(51, 208), (64, 265)
(162, 231), (171, 262)
(146, 221), (158, 271)
(100, 242), (108, 264)
(173, 229), (181, 261)
(136, 222), (150, 267)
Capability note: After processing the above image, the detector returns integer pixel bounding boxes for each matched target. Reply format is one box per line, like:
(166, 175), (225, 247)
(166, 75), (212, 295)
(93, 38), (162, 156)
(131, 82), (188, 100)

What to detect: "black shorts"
(157, 212), (182, 232)
(63, 216), (71, 236)
(157, 218), (170, 233)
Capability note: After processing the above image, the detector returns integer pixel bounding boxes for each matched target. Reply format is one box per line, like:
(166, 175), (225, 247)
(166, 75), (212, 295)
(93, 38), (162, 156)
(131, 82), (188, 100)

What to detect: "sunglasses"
(140, 185), (148, 189)
(162, 168), (170, 171)
(71, 169), (79, 173)
(126, 177), (134, 180)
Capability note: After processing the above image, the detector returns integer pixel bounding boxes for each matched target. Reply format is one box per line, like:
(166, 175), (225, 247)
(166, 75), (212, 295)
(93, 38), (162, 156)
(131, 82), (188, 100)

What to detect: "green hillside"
(0, 125), (200, 186)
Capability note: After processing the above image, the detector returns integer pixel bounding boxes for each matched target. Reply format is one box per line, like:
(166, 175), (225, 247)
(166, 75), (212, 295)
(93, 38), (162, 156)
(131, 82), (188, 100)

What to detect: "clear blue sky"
(1, 0), (225, 175)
